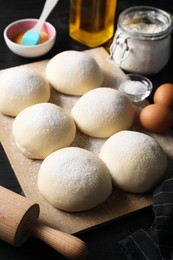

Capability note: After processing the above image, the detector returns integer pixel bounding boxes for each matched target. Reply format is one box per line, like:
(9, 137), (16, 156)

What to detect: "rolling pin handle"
(25, 217), (88, 259)
(0, 186), (88, 259)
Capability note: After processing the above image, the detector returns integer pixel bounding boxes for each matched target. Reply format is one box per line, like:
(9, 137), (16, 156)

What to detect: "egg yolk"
(12, 31), (49, 45)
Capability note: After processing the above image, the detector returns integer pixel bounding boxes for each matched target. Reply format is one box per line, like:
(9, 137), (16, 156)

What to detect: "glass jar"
(109, 6), (172, 75)
(69, 0), (117, 47)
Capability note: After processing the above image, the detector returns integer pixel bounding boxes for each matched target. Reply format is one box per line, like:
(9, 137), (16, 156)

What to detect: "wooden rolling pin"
(0, 185), (88, 259)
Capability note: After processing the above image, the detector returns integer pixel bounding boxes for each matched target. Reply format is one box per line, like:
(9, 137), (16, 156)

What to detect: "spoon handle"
(34, 0), (59, 31)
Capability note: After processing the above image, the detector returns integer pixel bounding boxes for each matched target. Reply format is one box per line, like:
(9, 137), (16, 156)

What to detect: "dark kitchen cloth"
(119, 177), (173, 260)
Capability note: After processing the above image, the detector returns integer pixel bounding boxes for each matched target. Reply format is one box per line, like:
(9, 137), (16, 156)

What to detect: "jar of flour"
(109, 6), (172, 75)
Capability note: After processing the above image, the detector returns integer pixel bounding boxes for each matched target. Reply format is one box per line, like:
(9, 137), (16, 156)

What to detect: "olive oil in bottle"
(69, 0), (117, 47)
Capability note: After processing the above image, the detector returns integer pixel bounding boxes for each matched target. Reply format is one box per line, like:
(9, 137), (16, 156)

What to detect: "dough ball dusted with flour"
(45, 50), (103, 96)
(38, 147), (112, 212)
(99, 130), (168, 193)
(12, 102), (76, 159)
(0, 67), (50, 117)
(71, 87), (135, 138)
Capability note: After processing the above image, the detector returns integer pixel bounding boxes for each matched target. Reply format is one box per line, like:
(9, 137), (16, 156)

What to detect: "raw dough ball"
(45, 50), (103, 96)
(38, 147), (112, 212)
(71, 87), (135, 138)
(12, 102), (76, 159)
(99, 130), (168, 193)
(0, 67), (50, 117)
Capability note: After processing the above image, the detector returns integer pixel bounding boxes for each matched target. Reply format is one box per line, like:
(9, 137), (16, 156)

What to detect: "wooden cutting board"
(0, 47), (173, 234)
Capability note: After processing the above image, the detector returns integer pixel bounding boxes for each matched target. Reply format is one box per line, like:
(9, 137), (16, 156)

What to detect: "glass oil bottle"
(69, 0), (117, 47)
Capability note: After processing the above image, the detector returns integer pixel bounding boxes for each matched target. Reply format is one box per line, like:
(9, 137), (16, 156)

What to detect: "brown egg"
(153, 83), (173, 109)
(139, 104), (173, 132)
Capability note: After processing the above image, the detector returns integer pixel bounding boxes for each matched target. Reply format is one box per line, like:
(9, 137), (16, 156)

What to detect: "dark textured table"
(0, 0), (173, 259)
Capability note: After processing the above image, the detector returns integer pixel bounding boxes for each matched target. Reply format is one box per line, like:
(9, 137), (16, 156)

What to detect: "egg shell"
(153, 83), (173, 109)
(139, 104), (173, 133)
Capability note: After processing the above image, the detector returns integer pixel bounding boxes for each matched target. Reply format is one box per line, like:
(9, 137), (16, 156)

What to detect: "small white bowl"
(4, 18), (56, 58)
(118, 74), (153, 102)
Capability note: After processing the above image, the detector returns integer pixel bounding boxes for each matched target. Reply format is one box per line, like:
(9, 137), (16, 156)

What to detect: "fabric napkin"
(119, 177), (173, 260)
